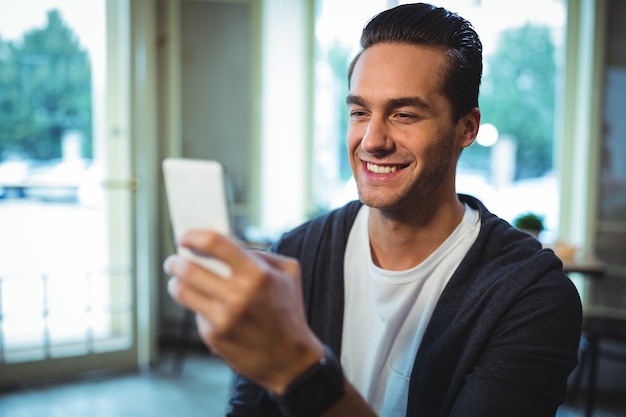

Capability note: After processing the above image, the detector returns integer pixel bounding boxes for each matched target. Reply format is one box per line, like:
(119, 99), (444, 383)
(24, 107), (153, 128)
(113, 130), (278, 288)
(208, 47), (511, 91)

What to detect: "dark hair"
(348, 3), (482, 122)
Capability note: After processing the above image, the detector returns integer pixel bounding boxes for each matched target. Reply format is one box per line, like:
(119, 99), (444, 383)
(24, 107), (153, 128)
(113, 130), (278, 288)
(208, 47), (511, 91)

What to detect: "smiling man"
(345, 41), (479, 271)
(165, 3), (582, 417)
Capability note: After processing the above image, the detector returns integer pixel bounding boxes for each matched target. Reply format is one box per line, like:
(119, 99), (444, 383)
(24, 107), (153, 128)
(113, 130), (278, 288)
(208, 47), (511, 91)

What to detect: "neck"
(368, 196), (466, 271)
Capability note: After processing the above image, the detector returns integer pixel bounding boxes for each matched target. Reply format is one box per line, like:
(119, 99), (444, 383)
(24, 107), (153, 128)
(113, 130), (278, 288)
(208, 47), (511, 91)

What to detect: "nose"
(361, 117), (393, 154)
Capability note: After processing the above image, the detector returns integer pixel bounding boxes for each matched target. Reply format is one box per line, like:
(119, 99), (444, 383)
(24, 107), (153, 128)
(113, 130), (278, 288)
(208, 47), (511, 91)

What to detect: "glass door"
(0, 0), (137, 384)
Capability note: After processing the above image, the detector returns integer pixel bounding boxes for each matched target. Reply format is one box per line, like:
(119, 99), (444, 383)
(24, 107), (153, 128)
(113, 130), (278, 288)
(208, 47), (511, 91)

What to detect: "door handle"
(100, 178), (139, 191)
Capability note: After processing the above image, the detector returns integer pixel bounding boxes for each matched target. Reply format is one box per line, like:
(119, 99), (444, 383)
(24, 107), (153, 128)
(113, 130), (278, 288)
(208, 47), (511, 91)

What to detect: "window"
(0, 0), (138, 383)
(313, 0), (566, 242)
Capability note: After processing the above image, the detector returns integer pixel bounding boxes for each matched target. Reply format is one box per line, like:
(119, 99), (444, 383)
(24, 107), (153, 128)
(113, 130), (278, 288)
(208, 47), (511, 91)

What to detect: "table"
(544, 243), (605, 277)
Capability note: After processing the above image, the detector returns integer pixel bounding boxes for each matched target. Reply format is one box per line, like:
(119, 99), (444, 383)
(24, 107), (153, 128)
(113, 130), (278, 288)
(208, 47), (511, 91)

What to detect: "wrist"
(269, 345), (345, 417)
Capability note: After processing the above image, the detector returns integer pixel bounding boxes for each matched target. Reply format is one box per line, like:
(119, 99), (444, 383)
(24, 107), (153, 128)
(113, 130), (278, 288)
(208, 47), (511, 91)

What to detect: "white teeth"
(367, 163), (397, 174)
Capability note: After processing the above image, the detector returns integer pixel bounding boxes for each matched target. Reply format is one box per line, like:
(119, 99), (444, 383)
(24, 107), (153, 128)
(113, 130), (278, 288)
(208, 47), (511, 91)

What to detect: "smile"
(367, 162), (399, 174)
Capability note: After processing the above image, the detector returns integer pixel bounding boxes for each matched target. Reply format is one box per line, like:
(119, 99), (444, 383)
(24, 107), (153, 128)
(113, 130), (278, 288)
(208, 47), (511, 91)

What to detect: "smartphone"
(162, 158), (232, 277)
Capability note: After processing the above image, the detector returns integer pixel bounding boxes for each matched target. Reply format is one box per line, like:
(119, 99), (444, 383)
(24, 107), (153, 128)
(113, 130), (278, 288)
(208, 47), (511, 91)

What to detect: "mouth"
(366, 162), (405, 174)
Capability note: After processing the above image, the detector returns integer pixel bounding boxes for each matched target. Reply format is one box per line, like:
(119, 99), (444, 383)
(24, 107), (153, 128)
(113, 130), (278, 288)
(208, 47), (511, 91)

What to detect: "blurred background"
(0, 0), (625, 414)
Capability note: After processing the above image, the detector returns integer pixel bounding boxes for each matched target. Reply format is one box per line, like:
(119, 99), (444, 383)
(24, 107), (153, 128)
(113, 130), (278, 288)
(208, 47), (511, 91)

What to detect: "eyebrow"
(345, 94), (432, 111)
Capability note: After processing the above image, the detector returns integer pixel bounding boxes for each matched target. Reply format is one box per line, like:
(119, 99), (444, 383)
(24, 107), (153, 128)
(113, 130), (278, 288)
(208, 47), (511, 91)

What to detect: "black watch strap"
(270, 345), (345, 417)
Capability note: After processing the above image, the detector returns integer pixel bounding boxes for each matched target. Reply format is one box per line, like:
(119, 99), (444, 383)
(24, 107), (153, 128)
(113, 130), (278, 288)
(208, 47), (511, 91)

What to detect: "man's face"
(346, 43), (476, 212)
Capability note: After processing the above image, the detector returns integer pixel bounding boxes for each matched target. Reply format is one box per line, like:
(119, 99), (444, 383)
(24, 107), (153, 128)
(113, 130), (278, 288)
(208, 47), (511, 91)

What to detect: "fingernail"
(167, 276), (180, 296)
(163, 255), (178, 274)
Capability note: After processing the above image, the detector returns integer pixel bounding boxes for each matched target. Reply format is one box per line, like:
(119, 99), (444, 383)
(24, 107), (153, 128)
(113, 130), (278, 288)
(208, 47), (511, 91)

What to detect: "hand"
(164, 229), (325, 394)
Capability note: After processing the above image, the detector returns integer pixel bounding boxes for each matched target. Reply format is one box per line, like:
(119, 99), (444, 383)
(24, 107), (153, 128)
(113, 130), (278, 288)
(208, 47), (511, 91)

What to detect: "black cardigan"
(227, 195), (582, 417)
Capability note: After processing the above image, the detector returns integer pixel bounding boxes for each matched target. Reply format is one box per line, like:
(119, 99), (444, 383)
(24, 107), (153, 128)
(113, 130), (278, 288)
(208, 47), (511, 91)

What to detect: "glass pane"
(313, 0), (566, 242)
(92, 310), (132, 353)
(456, 0), (566, 244)
(3, 316), (46, 362)
(313, 0), (387, 209)
(599, 67), (626, 222)
(1, 276), (45, 316)
(0, 0), (134, 369)
(48, 312), (89, 349)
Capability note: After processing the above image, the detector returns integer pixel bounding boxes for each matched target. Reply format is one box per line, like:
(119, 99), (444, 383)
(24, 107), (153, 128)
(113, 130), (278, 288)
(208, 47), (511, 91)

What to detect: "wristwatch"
(270, 345), (345, 417)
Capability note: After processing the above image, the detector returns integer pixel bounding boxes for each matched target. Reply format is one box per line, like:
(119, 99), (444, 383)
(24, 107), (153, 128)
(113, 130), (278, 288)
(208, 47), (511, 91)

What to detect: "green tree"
(0, 36), (24, 156)
(465, 23), (557, 180)
(0, 9), (92, 160)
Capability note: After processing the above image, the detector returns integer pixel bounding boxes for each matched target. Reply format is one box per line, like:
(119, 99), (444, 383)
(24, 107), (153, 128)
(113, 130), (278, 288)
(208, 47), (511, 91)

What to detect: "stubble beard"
(357, 129), (458, 220)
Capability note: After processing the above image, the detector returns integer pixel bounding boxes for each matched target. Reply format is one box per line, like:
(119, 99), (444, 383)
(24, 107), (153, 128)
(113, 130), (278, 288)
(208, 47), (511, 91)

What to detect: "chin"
(358, 192), (397, 209)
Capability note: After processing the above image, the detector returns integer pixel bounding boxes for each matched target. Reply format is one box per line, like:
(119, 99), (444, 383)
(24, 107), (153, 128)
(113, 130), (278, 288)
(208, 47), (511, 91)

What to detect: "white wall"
(258, 0), (312, 237)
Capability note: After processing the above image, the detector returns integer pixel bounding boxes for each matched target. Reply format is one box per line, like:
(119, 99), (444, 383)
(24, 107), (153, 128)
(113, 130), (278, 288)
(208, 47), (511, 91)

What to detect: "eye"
(393, 112), (419, 122)
(349, 109), (369, 121)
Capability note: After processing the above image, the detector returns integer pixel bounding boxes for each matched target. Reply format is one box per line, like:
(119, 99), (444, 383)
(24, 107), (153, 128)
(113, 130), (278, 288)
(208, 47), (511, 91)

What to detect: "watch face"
(273, 346), (345, 417)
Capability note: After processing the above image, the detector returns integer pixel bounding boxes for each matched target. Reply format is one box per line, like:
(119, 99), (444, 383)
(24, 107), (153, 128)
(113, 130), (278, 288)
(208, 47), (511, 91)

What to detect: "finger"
(164, 254), (231, 300)
(168, 277), (234, 352)
(168, 276), (225, 323)
(251, 250), (301, 279)
(179, 230), (258, 275)
(165, 251), (267, 329)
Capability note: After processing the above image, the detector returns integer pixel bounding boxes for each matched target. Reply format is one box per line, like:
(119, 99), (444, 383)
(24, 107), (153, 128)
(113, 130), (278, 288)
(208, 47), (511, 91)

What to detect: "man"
(165, 3), (582, 416)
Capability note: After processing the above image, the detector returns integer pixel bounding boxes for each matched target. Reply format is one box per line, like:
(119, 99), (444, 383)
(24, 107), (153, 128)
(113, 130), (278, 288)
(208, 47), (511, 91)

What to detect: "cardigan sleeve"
(448, 267), (582, 417)
(226, 375), (282, 417)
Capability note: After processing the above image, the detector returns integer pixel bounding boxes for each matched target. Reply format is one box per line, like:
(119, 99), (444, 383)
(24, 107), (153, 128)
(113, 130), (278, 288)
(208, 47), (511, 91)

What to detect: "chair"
(568, 309), (626, 417)
(172, 309), (197, 373)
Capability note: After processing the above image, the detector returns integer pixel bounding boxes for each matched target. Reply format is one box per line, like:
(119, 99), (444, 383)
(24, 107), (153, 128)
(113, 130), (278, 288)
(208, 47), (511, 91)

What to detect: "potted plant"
(513, 212), (544, 239)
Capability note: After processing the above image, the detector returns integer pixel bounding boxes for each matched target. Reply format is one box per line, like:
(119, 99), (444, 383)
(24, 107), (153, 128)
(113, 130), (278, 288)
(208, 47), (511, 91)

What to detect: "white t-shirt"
(341, 204), (480, 417)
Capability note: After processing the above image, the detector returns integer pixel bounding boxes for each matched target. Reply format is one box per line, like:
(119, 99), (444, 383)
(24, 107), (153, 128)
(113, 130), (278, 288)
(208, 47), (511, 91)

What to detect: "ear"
(458, 107), (481, 148)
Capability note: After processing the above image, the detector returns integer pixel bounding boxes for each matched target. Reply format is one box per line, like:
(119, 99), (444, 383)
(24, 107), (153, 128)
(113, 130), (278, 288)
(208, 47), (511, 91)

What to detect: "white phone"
(162, 158), (232, 277)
